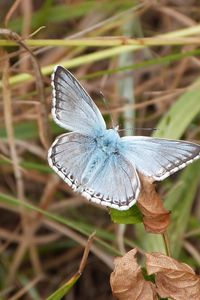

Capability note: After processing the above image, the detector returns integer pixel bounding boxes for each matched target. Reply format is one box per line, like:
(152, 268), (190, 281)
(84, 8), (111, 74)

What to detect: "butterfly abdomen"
(80, 130), (121, 185)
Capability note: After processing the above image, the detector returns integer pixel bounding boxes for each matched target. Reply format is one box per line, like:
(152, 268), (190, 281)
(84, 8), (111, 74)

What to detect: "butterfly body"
(95, 128), (121, 155)
(48, 66), (200, 211)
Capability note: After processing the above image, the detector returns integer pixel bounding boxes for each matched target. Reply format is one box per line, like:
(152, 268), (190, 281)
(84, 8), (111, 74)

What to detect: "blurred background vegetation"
(0, 0), (200, 299)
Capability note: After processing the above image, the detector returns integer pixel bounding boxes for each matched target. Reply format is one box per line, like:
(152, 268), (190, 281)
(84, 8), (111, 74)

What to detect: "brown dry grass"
(0, 1), (200, 299)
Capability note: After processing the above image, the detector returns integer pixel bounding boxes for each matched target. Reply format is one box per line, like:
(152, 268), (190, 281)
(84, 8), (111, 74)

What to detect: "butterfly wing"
(48, 132), (140, 210)
(82, 153), (140, 210)
(51, 66), (106, 135)
(121, 136), (200, 181)
(48, 132), (96, 189)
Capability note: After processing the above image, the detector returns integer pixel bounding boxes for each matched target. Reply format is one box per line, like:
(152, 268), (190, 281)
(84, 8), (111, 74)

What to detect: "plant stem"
(1, 36), (200, 47)
(162, 232), (171, 257)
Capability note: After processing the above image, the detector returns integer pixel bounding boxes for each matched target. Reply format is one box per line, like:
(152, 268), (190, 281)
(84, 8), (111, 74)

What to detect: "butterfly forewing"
(121, 136), (200, 181)
(52, 66), (106, 135)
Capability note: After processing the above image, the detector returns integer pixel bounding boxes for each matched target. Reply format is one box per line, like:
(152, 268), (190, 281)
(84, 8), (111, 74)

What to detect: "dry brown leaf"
(110, 249), (158, 300)
(137, 175), (170, 233)
(146, 252), (200, 300)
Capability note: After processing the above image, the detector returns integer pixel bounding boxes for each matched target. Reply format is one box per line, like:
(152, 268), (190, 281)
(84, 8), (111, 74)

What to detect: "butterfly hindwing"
(121, 136), (200, 181)
(48, 132), (96, 188)
(48, 132), (140, 210)
(82, 153), (140, 210)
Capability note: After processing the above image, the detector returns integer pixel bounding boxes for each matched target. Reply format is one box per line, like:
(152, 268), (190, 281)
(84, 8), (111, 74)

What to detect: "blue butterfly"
(48, 66), (200, 211)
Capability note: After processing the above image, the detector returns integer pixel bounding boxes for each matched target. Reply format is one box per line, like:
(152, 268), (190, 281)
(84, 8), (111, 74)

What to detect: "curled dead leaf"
(145, 252), (200, 300)
(137, 175), (170, 233)
(110, 249), (158, 300)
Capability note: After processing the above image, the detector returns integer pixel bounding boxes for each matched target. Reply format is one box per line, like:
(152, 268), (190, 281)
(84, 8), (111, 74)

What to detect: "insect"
(48, 66), (200, 211)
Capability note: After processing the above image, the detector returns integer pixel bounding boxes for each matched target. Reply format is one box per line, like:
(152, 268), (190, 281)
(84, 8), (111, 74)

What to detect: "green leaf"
(9, 2), (96, 32)
(135, 78), (200, 255)
(153, 79), (200, 139)
(0, 192), (121, 256)
(110, 204), (142, 224)
(9, 1), (133, 33)
(168, 161), (200, 258)
(0, 158), (52, 173)
(0, 120), (62, 140)
(0, 121), (38, 139)
(46, 273), (80, 300)
(84, 49), (200, 80)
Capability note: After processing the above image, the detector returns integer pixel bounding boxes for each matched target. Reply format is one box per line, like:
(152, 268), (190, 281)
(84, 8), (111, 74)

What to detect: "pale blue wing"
(51, 66), (106, 135)
(48, 132), (140, 210)
(121, 136), (200, 181)
(82, 153), (140, 210)
(48, 132), (96, 188)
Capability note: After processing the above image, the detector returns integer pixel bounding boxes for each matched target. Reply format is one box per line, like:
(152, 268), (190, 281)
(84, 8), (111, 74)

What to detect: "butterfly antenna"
(137, 127), (158, 131)
(118, 127), (158, 132)
(99, 91), (115, 128)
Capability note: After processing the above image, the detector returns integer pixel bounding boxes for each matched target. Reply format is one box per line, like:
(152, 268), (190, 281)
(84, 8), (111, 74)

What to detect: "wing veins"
(55, 73), (102, 118)
(119, 164), (135, 204)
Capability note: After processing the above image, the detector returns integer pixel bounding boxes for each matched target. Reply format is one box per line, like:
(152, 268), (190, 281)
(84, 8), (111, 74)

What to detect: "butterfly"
(48, 66), (200, 211)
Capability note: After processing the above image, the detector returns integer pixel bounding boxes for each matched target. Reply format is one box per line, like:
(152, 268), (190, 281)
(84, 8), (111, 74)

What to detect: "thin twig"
(2, 36), (43, 283)
(0, 28), (51, 149)
(2, 50), (25, 203)
(19, 0), (33, 94)
(183, 240), (200, 265)
(4, 0), (22, 28)
(43, 219), (114, 269)
(6, 242), (27, 284)
(78, 231), (96, 274)
(8, 274), (44, 300)
(116, 224), (126, 255)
